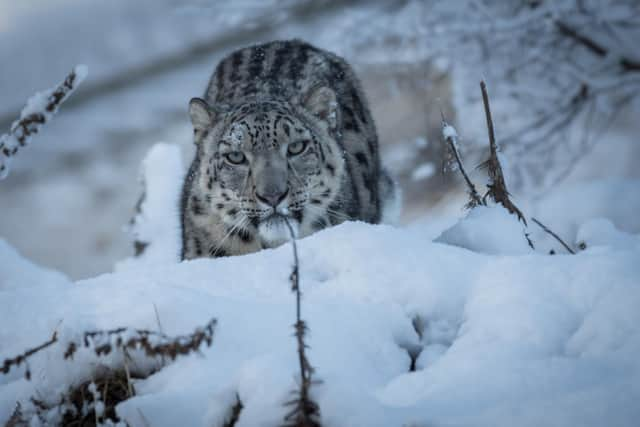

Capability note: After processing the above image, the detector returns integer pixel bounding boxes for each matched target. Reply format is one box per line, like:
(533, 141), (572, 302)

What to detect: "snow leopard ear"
(303, 86), (339, 130)
(189, 97), (213, 133)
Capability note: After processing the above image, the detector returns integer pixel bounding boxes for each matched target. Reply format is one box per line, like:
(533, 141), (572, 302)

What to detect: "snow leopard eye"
(225, 151), (246, 165)
(287, 140), (308, 156)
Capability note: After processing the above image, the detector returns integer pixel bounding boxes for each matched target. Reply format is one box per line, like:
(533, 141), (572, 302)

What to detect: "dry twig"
(532, 217), (576, 254)
(283, 219), (322, 427)
(222, 394), (244, 427)
(441, 113), (484, 209)
(478, 80), (527, 225)
(2, 318), (217, 380)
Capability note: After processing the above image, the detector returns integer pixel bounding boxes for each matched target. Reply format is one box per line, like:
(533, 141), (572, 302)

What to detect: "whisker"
(210, 216), (249, 257)
(303, 204), (352, 223)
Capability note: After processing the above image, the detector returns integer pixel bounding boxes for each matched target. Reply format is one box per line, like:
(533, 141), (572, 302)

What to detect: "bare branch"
(555, 21), (640, 72)
(478, 80), (527, 225)
(531, 217), (576, 254)
(283, 219), (322, 427)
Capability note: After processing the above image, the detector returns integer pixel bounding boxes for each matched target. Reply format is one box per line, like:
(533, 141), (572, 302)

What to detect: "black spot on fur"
(326, 164), (335, 175)
(229, 50), (244, 83)
(342, 106), (360, 132)
(248, 46), (265, 80)
(351, 88), (368, 124)
(191, 196), (205, 215)
(214, 62), (226, 95)
(312, 216), (328, 231)
(355, 152), (368, 167)
(346, 161), (361, 217)
(367, 138), (377, 155)
(289, 44), (309, 81)
(267, 44), (292, 87)
(216, 203), (224, 209)
(237, 228), (254, 243)
(210, 247), (227, 257)
(227, 208), (238, 217)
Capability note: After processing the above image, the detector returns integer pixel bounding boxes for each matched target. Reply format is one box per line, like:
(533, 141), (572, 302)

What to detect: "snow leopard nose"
(256, 187), (289, 208)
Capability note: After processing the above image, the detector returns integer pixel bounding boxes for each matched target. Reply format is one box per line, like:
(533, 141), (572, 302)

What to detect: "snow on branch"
(1, 317), (217, 380)
(283, 219), (322, 427)
(441, 114), (483, 209)
(442, 80), (576, 254)
(0, 65), (88, 180)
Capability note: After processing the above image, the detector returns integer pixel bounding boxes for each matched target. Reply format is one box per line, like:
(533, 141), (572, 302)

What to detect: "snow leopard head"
(188, 87), (344, 249)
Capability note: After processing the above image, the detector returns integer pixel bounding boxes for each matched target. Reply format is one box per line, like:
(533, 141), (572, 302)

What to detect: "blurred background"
(1, 0), (638, 278)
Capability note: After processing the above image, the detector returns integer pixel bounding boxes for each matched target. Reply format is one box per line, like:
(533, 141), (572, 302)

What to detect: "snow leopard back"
(181, 39), (398, 259)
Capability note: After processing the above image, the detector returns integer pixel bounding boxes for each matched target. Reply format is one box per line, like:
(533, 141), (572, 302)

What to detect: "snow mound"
(436, 205), (533, 255)
(2, 216), (640, 426)
(119, 142), (184, 270)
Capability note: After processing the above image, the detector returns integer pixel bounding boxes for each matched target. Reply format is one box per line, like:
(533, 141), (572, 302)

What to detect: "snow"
(410, 162), (435, 181)
(442, 123), (458, 140)
(436, 205), (532, 255)
(119, 143), (184, 269)
(2, 180), (640, 425)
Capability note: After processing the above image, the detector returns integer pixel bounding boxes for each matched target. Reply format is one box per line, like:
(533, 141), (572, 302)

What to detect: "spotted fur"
(181, 39), (398, 260)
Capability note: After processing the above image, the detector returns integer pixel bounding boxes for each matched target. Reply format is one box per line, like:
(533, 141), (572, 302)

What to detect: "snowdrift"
(2, 206), (639, 425)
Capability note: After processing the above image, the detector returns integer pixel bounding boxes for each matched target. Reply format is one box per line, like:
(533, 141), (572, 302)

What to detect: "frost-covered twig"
(531, 217), (576, 254)
(283, 219), (322, 427)
(0, 65), (88, 180)
(67, 318), (217, 361)
(441, 114), (484, 209)
(1, 318), (217, 380)
(1, 331), (58, 380)
(478, 81), (527, 225)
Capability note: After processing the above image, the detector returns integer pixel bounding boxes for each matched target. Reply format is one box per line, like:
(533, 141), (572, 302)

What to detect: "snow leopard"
(180, 39), (398, 260)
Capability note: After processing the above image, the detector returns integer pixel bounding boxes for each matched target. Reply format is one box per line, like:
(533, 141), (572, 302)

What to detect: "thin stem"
(532, 217), (575, 254)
